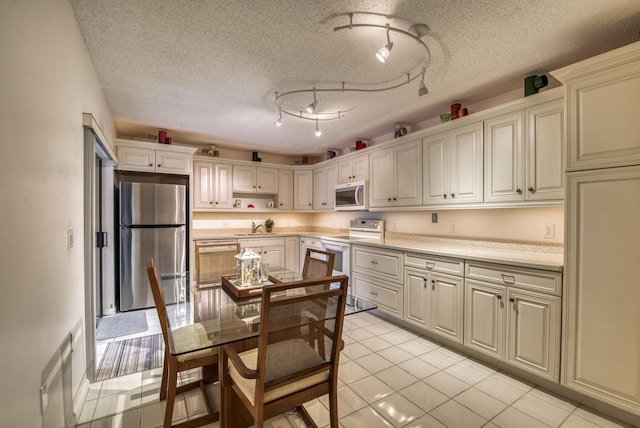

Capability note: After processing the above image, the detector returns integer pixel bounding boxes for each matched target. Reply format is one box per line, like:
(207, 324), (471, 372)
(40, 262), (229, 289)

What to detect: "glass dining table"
(158, 267), (377, 357)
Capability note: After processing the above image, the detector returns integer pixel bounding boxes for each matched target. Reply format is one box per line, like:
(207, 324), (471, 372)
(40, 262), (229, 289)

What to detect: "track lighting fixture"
(272, 12), (431, 137)
(274, 107), (283, 127)
(376, 24), (394, 63)
(418, 68), (428, 96)
(306, 88), (318, 113)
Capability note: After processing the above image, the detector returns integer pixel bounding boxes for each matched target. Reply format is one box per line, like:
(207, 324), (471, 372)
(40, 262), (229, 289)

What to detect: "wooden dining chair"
(220, 275), (349, 428)
(146, 258), (219, 428)
(302, 248), (335, 279)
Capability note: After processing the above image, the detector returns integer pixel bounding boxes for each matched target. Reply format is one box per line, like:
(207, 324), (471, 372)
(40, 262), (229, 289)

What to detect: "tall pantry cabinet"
(552, 41), (640, 417)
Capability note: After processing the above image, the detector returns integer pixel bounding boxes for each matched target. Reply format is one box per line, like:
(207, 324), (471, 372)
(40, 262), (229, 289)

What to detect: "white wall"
(0, 0), (114, 426)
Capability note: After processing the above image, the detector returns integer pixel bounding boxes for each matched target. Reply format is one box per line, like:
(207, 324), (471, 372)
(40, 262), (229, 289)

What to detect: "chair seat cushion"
(229, 338), (329, 405)
(172, 323), (218, 362)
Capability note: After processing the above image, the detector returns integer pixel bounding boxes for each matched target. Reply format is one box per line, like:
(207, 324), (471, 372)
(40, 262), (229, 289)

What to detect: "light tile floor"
(80, 311), (637, 428)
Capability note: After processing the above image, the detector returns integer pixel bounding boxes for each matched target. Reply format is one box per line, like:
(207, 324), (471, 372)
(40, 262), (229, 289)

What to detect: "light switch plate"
(67, 227), (74, 249)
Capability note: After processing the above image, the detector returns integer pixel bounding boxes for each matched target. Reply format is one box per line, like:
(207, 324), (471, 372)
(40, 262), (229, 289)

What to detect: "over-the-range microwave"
(335, 180), (368, 211)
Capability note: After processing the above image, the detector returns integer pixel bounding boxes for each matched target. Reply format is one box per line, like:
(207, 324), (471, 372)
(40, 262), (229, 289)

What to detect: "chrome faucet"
(251, 221), (264, 234)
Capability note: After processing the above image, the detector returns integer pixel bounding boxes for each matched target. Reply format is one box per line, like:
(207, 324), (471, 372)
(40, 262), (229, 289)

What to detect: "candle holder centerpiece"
(235, 248), (261, 286)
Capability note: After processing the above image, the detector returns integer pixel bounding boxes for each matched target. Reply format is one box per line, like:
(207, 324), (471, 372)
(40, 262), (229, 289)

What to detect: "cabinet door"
(294, 169), (313, 210)
(404, 268), (429, 328)
(464, 280), (506, 359)
(324, 163), (338, 209)
(429, 272), (464, 343)
(284, 236), (299, 271)
(233, 165), (257, 192)
(338, 159), (353, 183)
(564, 70), (640, 170)
(423, 132), (450, 204)
(352, 154), (369, 181)
(564, 166), (640, 412)
(369, 149), (394, 207)
(526, 100), (564, 200)
(507, 288), (560, 382)
(484, 111), (525, 202)
(278, 169), (293, 209)
(193, 161), (214, 209)
(156, 150), (190, 174)
(117, 146), (155, 172)
(214, 163), (233, 208)
(313, 167), (327, 209)
(262, 246), (285, 267)
(257, 167), (279, 193)
(450, 122), (484, 203)
(394, 139), (423, 206)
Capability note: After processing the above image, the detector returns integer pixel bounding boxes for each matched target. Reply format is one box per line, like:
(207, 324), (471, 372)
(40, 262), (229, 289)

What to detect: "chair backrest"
(302, 248), (335, 279)
(253, 275), (348, 395)
(147, 258), (171, 349)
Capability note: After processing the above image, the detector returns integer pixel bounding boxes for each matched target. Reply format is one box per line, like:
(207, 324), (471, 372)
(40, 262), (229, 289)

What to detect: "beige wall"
(0, 0), (114, 426)
(195, 206), (564, 244)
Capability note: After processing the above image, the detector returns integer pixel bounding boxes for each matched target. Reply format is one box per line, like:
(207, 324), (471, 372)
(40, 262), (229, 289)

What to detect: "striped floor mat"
(96, 334), (164, 381)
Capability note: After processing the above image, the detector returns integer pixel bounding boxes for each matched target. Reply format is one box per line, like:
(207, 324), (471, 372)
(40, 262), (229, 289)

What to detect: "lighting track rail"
(273, 12), (431, 136)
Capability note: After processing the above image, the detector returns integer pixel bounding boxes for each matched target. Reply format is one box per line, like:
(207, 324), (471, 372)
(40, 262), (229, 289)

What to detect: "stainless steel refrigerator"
(119, 181), (186, 311)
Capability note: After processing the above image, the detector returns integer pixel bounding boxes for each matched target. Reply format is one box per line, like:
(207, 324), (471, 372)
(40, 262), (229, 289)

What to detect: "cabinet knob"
(280, 203), (283, 206)
(528, 187), (535, 193)
(451, 193), (455, 198)
(393, 197), (397, 201)
(157, 164), (161, 167)
(497, 295), (502, 300)
(258, 186), (261, 189)
(370, 291), (378, 296)
(149, 163), (153, 167)
(388, 198), (392, 201)
(516, 188), (522, 194)
(308, 203), (312, 206)
(370, 260), (378, 265)
(215, 201), (218, 205)
(253, 185), (256, 188)
(509, 297), (515, 303)
(443, 194), (447, 199)
(209, 201), (213, 205)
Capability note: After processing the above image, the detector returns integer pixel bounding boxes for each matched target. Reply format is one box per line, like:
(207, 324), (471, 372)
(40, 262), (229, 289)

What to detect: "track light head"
(305, 100), (317, 114)
(418, 81), (428, 96)
(274, 108), (283, 127)
(376, 42), (393, 63)
(376, 24), (393, 63)
(315, 119), (322, 137)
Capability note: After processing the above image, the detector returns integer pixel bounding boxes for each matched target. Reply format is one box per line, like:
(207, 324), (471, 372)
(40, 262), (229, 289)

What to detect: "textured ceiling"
(69, 0), (640, 156)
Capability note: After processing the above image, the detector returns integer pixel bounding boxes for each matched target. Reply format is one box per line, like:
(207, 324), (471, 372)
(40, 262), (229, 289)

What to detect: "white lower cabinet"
(464, 261), (561, 382)
(352, 245), (403, 319)
(404, 253), (464, 343)
(238, 237), (285, 267)
(284, 236), (299, 271)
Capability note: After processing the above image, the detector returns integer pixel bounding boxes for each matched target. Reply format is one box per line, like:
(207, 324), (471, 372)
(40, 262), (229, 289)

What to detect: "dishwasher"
(195, 240), (240, 286)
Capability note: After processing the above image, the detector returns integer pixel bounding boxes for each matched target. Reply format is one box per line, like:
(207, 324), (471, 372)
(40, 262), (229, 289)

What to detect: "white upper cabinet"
(552, 42), (640, 171)
(338, 153), (369, 183)
(193, 160), (233, 209)
(115, 139), (194, 175)
(277, 169), (293, 210)
(526, 98), (565, 200)
(370, 139), (422, 208)
(232, 165), (278, 194)
(423, 122), (483, 205)
(313, 163), (338, 210)
(484, 94), (565, 203)
(293, 169), (313, 210)
(484, 111), (525, 202)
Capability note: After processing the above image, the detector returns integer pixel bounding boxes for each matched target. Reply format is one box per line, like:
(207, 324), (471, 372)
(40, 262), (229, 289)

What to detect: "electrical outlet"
(432, 213), (438, 223)
(392, 221), (398, 231)
(450, 222), (457, 234)
(222, 221), (228, 228)
(544, 223), (555, 239)
(67, 227), (74, 249)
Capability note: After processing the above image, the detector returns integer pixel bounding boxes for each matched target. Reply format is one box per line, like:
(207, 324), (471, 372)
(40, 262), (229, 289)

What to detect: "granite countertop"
(349, 237), (564, 272)
(193, 229), (564, 272)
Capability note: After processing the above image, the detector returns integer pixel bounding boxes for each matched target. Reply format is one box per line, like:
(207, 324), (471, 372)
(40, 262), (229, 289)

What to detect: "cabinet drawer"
(352, 246), (402, 283)
(465, 261), (561, 295)
(404, 253), (464, 276)
(238, 237), (285, 248)
(353, 272), (402, 318)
